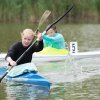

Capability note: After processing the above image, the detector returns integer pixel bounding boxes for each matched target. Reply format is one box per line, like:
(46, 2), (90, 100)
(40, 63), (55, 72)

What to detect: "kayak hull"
(0, 67), (51, 89)
(1, 51), (100, 62)
(32, 54), (67, 62)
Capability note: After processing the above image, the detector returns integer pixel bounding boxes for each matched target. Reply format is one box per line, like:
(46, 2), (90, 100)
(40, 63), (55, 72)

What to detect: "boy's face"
(21, 32), (33, 47)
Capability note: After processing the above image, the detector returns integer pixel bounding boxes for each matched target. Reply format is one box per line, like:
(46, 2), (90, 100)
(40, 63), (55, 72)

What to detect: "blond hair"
(22, 29), (34, 37)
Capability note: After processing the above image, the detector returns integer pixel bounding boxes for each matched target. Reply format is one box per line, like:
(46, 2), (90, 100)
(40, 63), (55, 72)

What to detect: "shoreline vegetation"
(0, 0), (100, 24)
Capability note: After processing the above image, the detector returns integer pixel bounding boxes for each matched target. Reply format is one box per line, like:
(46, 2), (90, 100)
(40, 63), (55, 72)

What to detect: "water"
(1, 83), (50, 100)
(0, 24), (100, 100)
(1, 57), (100, 100)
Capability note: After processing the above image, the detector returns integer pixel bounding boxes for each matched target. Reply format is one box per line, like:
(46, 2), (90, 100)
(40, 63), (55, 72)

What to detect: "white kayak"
(0, 53), (6, 61)
(0, 42), (100, 62)
(1, 51), (100, 62)
(32, 54), (68, 62)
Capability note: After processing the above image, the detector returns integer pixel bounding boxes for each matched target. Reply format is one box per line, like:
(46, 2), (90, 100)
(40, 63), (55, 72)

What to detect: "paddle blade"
(38, 10), (51, 29)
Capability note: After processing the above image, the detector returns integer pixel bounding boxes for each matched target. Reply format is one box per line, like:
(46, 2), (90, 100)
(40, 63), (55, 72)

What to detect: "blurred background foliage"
(0, 0), (100, 24)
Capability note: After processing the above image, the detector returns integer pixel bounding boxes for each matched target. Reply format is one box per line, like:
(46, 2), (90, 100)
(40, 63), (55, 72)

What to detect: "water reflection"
(50, 75), (100, 100)
(35, 56), (100, 84)
(0, 55), (100, 100)
(35, 57), (100, 100)
(4, 82), (50, 100)
(0, 83), (7, 100)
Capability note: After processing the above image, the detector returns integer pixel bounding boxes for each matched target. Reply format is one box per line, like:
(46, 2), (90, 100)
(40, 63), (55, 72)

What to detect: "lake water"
(0, 24), (100, 100)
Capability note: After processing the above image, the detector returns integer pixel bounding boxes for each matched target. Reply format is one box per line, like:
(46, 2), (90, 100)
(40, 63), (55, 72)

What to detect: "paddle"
(0, 10), (51, 83)
(35, 10), (51, 34)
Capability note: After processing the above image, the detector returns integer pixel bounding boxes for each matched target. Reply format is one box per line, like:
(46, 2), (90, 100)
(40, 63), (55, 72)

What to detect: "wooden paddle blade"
(38, 10), (51, 29)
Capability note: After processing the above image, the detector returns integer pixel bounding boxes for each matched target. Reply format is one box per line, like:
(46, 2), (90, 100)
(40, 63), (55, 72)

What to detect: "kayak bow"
(0, 67), (51, 89)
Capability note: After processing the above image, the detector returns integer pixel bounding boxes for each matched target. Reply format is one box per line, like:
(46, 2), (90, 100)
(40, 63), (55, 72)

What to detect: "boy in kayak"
(43, 25), (66, 49)
(5, 29), (43, 66)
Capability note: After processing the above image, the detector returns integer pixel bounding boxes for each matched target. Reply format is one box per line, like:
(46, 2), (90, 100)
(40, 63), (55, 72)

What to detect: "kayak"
(1, 42), (100, 62)
(32, 46), (100, 62)
(0, 47), (69, 62)
(0, 64), (51, 89)
(32, 54), (68, 62)
(32, 47), (69, 62)
(0, 67), (51, 89)
(1, 51), (100, 62)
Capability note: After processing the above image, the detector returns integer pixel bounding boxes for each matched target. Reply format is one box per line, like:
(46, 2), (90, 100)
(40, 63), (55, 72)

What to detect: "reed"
(0, 0), (100, 23)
